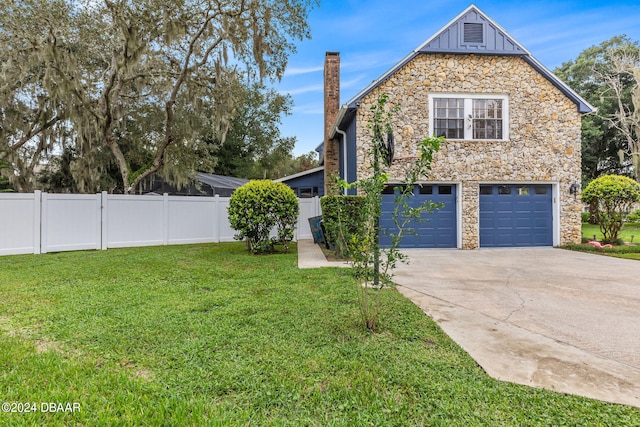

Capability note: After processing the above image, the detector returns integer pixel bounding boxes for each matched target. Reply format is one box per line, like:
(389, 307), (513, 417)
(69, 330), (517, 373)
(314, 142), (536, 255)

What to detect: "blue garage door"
(480, 184), (553, 247)
(380, 184), (457, 248)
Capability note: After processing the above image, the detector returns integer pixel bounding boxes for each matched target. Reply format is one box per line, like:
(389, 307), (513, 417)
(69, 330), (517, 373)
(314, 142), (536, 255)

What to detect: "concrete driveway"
(392, 248), (640, 408)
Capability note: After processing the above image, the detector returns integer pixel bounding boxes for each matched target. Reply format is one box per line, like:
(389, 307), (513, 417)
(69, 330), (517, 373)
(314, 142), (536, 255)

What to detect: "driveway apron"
(392, 248), (640, 408)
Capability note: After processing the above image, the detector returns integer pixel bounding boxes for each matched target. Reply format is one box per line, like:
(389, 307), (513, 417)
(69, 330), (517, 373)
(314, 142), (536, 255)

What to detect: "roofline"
(342, 4), (594, 114)
(523, 55), (595, 113)
(345, 50), (417, 109)
(273, 166), (324, 182)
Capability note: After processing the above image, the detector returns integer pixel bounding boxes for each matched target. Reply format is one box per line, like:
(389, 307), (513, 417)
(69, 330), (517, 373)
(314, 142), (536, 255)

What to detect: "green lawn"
(581, 222), (640, 244)
(574, 223), (640, 260)
(0, 243), (638, 426)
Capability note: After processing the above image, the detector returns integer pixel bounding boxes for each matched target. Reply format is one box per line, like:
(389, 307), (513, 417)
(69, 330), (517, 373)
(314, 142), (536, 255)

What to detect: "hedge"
(320, 195), (366, 258)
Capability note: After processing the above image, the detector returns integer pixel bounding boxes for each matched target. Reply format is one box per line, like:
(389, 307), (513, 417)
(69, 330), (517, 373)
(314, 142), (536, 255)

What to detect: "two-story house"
(323, 4), (593, 249)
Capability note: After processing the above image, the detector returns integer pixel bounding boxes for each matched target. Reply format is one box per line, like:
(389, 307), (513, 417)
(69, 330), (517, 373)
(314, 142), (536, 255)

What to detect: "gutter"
(335, 127), (348, 195)
(329, 105), (348, 140)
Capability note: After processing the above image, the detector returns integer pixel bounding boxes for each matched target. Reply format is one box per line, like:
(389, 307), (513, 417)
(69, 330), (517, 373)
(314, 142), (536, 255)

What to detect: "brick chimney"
(323, 52), (340, 195)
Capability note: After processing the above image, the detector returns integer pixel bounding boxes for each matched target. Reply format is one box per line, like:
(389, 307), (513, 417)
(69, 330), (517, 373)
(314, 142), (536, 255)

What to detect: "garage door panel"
(495, 201), (513, 210)
(533, 201), (550, 210)
(514, 218), (533, 228)
(533, 218), (551, 227)
(494, 218), (513, 228)
(480, 184), (552, 247)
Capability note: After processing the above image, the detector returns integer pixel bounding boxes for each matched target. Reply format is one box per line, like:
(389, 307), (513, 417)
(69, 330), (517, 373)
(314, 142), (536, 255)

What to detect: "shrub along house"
(323, 4), (593, 249)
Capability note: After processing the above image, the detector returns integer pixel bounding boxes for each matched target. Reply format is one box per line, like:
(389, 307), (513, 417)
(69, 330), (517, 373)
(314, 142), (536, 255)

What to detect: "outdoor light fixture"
(569, 183), (580, 199)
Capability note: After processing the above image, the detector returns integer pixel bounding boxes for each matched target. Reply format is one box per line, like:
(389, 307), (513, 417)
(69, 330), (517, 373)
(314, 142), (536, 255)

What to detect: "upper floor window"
(429, 94), (509, 141)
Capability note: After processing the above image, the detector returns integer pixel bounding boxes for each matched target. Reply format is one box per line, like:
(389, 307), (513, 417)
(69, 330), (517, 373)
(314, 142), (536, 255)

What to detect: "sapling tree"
(336, 93), (443, 331)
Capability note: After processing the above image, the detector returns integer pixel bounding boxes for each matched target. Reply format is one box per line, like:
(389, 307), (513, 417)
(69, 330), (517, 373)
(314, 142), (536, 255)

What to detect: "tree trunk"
(589, 199), (599, 224)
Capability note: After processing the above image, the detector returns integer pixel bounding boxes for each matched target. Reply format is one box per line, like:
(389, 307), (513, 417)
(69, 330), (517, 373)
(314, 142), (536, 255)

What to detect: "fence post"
(213, 195), (220, 243)
(40, 192), (48, 254)
(101, 191), (108, 250)
(33, 190), (42, 254)
(163, 193), (169, 245)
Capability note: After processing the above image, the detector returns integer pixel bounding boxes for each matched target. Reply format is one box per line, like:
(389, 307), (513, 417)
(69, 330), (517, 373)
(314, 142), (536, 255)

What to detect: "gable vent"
(463, 23), (484, 44)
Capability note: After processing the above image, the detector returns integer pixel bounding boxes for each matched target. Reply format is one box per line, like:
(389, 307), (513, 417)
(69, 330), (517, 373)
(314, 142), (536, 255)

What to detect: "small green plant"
(334, 93), (442, 331)
(628, 209), (640, 223)
(228, 180), (299, 253)
(582, 174), (640, 243)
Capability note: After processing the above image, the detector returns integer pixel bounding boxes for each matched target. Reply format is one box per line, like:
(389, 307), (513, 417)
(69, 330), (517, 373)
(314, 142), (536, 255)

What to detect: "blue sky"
(272, 0), (640, 156)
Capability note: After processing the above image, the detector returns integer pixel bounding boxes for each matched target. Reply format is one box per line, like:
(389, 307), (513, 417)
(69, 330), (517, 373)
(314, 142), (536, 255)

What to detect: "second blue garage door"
(479, 184), (553, 247)
(380, 184), (457, 248)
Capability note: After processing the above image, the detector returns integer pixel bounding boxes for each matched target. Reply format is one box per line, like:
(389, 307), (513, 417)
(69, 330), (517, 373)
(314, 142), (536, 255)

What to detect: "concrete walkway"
(297, 240), (640, 408)
(297, 239), (350, 269)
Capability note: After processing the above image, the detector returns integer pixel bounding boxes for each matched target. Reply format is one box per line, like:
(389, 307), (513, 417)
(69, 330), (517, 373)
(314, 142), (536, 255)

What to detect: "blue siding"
(380, 184), (457, 248)
(281, 170), (324, 198)
(419, 7), (526, 55)
(480, 184), (552, 247)
(346, 118), (358, 195)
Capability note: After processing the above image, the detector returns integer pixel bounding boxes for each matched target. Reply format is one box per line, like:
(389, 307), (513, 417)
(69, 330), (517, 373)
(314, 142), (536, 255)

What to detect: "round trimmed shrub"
(582, 174), (640, 243)
(228, 180), (299, 253)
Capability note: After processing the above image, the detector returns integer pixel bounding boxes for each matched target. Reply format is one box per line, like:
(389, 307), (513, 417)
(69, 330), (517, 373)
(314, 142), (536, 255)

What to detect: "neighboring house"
(323, 4), (593, 249)
(275, 166), (325, 198)
(276, 143), (325, 198)
(141, 173), (248, 197)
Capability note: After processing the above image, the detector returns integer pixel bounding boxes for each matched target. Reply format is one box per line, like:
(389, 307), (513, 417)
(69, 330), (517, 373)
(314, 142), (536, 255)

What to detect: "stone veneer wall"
(355, 54), (583, 249)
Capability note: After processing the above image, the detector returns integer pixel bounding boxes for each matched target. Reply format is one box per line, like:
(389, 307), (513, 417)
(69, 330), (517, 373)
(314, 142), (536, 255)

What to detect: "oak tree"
(0, 0), (317, 193)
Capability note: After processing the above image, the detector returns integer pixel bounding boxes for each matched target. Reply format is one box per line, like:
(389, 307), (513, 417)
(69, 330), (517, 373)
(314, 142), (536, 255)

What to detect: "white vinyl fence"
(0, 191), (322, 256)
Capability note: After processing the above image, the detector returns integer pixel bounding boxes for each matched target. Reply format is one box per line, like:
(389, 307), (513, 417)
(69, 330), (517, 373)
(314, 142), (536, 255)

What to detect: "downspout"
(335, 127), (348, 195)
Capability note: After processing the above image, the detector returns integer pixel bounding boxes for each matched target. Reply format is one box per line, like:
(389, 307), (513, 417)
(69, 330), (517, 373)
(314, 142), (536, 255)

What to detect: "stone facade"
(355, 54), (583, 249)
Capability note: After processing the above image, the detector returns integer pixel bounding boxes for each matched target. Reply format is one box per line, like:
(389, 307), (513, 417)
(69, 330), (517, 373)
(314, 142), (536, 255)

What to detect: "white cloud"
(279, 83), (324, 96)
(292, 104), (323, 115)
(283, 65), (324, 77)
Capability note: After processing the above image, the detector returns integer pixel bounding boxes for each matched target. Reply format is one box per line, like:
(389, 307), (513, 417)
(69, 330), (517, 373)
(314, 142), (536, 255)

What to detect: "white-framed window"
(429, 94), (509, 140)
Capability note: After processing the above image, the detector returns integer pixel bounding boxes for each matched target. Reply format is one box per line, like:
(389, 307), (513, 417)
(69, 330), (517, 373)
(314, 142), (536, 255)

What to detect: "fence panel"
(167, 196), (217, 245)
(105, 195), (166, 248)
(296, 197), (322, 240)
(41, 193), (102, 253)
(216, 197), (236, 242)
(0, 191), (41, 255)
